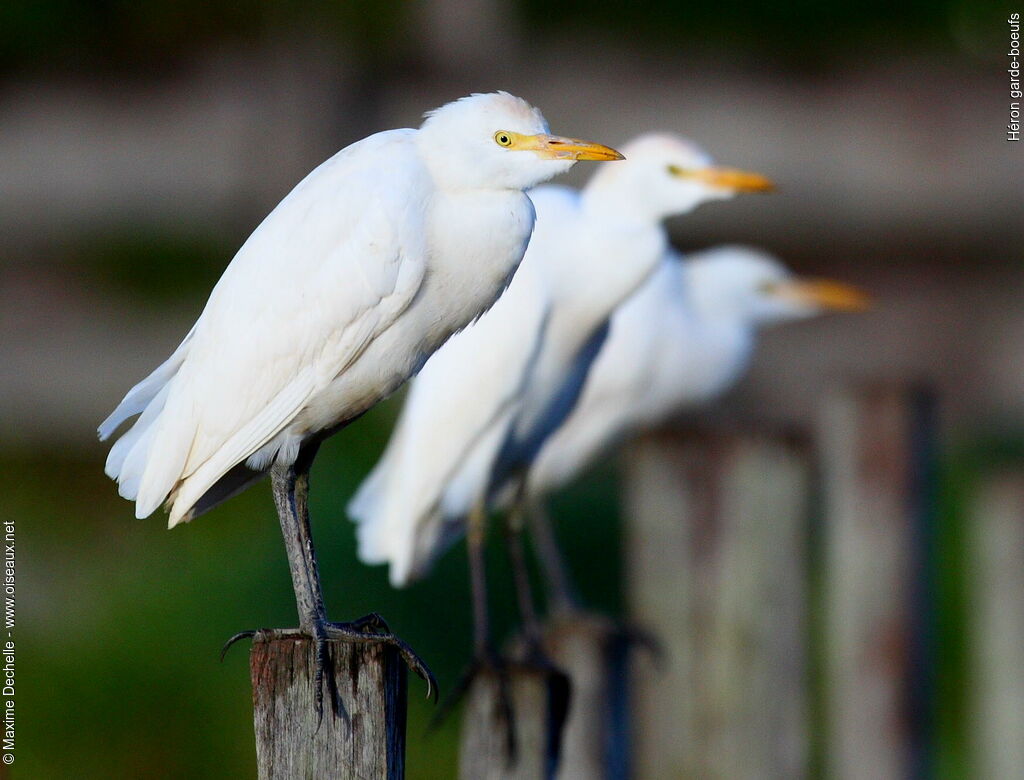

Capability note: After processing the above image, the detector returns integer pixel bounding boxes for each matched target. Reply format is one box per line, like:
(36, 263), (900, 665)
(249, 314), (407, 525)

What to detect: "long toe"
(219, 629), (258, 661)
(348, 612), (392, 634)
(311, 628), (348, 725)
(322, 621), (438, 702)
(386, 634), (438, 702)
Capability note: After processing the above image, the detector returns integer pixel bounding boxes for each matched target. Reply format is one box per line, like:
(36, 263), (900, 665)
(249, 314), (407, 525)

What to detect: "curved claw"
(385, 633), (438, 703)
(350, 612), (391, 634)
(220, 629), (258, 662)
(320, 621), (439, 704)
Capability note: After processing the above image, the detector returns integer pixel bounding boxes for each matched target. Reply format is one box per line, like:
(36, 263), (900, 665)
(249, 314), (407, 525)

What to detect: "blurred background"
(3, 0), (1021, 777)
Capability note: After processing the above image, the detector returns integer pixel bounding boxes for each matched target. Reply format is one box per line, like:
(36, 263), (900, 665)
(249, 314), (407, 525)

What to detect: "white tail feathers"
(134, 397), (196, 522)
(164, 370), (313, 528)
(101, 331), (196, 521)
(102, 331), (317, 527)
(355, 511), (440, 588)
(98, 327), (195, 442)
(349, 456), (422, 586)
(349, 459), (458, 588)
(348, 461), (390, 553)
(104, 382), (171, 483)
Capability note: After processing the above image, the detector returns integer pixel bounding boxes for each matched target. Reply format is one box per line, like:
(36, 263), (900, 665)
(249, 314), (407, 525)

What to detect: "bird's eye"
(494, 131), (514, 148)
(757, 281), (778, 295)
(667, 164), (685, 177)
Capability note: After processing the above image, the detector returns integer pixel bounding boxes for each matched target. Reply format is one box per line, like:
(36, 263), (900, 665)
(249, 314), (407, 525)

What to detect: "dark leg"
(527, 499), (581, 615)
(505, 489), (573, 769)
(504, 496), (542, 646)
(224, 460), (436, 721)
(467, 495), (492, 657)
(525, 498), (662, 663)
(272, 463), (326, 634)
(433, 496), (515, 741)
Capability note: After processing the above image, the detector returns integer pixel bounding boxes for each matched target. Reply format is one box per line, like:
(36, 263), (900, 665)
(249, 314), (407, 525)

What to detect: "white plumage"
(527, 245), (871, 498)
(99, 92), (622, 528)
(349, 134), (775, 586)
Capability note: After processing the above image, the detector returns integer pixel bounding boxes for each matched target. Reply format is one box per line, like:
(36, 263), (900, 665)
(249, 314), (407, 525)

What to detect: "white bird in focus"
(348, 135), (773, 664)
(97, 92), (623, 711)
(524, 245), (870, 610)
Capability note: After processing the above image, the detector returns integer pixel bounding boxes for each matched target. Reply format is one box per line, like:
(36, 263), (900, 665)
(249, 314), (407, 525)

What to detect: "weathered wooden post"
(542, 613), (631, 780)
(818, 385), (935, 779)
(968, 469), (1024, 779)
(250, 631), (407, 779)
(458, 666), (568, 780)
(624, 430), (812, 779)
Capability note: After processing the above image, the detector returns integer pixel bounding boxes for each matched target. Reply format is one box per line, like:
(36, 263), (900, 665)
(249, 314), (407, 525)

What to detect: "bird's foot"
(220, 629), (258, 661)
(605, 619), (663, 663)
(318, 616), (437, 702)
(547, 608), (663, 662)
(432, 645), (571, 766)
(218, 613), (437, 725)
(514, 636), (572, 768)
(431, 647), (516, 750)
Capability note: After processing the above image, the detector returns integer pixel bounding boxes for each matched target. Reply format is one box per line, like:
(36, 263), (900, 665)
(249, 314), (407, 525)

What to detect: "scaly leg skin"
(222, 461), (436, 725)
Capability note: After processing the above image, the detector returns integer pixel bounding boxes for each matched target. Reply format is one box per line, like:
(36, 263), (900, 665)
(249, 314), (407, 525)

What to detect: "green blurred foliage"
(72, 230), (235, 304)
(934, 436), (1024, 780)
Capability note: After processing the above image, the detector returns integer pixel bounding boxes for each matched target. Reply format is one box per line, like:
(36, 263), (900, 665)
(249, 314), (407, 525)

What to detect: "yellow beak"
(673, 166), (775, 193)
(771, 279), (871, 311)
(518, 133), (625, 161)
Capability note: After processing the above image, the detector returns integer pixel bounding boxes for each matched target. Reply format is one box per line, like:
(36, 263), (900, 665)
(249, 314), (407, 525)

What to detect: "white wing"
(349, 256), (551, 586)
(102, 129), (431, 526)
(528, 246), (761, 497)
(526, 254), (685, 495)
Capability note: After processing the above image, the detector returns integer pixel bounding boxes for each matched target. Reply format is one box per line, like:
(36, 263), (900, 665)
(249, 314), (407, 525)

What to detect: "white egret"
(98, 91), (623, 713)
(524, 245), (870, 611)
(348, 135), (773, 673)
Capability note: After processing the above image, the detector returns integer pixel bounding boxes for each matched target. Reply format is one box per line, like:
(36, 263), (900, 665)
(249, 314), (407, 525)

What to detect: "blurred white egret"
(97, 91), (622, 711)
(348, 135), (773, 665)
(524, 245), (870, 610)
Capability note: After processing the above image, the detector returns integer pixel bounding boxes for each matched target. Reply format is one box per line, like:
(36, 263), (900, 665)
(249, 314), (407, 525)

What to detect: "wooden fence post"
(968, 469), (1024, 779)
(542, 613), (631, 780)
(458, 668), (563, 780)
(624, 430), (811, 779)
(250, 632), (407, 779)
(818, 385), (935, 779)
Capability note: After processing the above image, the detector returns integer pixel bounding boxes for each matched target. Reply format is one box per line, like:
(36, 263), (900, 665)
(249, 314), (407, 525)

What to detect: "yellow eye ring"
(494, 131), (514, 148)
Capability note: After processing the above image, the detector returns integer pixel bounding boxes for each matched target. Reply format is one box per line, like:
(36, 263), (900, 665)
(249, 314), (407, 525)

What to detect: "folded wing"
(101, 129), (430, 527)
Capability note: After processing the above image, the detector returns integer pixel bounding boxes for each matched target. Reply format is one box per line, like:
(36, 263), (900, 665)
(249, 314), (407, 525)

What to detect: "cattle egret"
(98, 91), (623, 712)
(525, 246), (870, 610)
(348, 135), (773, 671)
